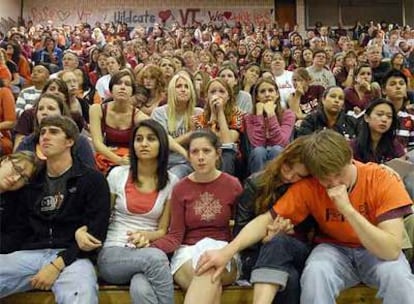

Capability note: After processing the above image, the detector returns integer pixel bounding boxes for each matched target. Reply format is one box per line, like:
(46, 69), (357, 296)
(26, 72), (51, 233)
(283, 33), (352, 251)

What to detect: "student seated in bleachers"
(0, 83), (16, 156)
(0, 116), (110, 304)
(344, 64), (381, 115)
(136, 64), (166, 116)
(197, 129), (414, 304)
(218, 64), (253, 114)
(0, 151), (37, 253)
(244, 78), (295, 174)
(192, 79), (244, 176)
(381, 69), (414, 151)
(95, 55), (123, 102)
(15, 93), (95, 168)
(151, 130), (242, 304)
(15, 64), (50, 118)
(13, 78), (85, 150)
(351, 98), (405, 163)
(151, 73), (203, 178)
(296, 86), (358, 139)
(287, 67), (325, 124)
(89, 69), (147, 173)
(80, 120), (177, 304)
(234, 136), (315, 304)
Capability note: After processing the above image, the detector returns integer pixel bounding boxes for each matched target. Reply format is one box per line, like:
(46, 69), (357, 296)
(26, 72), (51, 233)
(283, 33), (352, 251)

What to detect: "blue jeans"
(300, 243), (414, 304)
(0, 249), (98, 304)
(250, 234), (311, 304)
(97, 246), (174, 304)
(248, 146), (283, 174)
(403, 171), (414, 199)
(168, 152), (193, 178)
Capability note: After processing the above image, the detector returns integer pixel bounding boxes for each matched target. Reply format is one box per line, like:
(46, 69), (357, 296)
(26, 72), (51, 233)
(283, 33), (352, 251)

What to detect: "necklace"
(47, 164), (72, 178)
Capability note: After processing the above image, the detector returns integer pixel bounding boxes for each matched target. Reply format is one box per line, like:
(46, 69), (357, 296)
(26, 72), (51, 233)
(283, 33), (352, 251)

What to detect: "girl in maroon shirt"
(152, 130), (242, 304)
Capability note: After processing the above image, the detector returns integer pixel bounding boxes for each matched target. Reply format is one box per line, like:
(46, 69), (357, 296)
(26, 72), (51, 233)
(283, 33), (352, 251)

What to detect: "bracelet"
(50, 261), (62, 272)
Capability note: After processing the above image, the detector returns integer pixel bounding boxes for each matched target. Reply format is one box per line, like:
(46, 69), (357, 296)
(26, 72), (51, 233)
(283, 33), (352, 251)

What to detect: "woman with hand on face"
(90, 70), (148, 174)
(0, 151), (37, 253)
(241, 63), (261, 97)
(344, 64), (381, 115)
(136, 65), (166, 116)
(334, 50), (358, 89)
(288, 68), (325, 124)
(244, 78), (295, 173)
(151, 130), (242, 304)
(192, 78), (244, 176)
(218, 64), (253, 114)
(81, 120), (178, 304)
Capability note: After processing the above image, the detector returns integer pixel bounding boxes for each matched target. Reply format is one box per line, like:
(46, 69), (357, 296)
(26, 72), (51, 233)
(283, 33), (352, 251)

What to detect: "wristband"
(50, 261), (62, 272)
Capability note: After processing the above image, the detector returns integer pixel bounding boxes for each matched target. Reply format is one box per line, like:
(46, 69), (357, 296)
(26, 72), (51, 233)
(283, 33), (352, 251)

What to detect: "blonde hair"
(166, 74), (197, 135)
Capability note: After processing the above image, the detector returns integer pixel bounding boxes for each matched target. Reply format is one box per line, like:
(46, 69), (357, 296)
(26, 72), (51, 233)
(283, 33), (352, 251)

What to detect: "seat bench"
(2, 284), (381, 304)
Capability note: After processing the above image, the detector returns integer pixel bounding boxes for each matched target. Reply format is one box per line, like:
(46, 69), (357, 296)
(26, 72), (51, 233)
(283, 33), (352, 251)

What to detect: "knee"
(376, 258), (413, 284)
(145, 248), (169, 265)
(250, 147), (266, 158)
(301, 260), (333, 284)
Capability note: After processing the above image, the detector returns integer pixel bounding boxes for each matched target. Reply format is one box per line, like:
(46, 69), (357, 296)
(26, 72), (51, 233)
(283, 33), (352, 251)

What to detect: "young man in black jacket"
(0, 116), (110, 304)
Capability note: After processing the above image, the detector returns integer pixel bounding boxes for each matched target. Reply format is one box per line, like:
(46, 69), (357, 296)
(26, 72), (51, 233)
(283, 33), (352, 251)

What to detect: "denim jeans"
(250, 234), (311, 304)
(97, 246), (174, 304)
(403, 171), (414, 200)
(248, 146), (283, 174)
(300, 243), (414, 304)
(221, 148), (237, 176)
(168, 153), (193, 179)
(0, 249), (98, 304)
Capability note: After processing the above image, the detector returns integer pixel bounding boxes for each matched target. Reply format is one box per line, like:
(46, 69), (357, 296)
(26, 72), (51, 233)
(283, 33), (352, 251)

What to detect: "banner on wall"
(23, 1), (274, 28)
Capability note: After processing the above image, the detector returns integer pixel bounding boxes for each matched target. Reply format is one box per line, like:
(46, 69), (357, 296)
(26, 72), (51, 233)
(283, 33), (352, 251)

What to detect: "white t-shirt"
(103, 166), (179, 248)
(275, 70), (295, 109)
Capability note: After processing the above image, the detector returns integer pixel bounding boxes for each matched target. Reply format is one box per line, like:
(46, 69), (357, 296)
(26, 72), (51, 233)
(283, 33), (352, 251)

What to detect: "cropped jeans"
(97, 246), (174, 304)
(250, 234), (311, 304)
(0, 249), (98, 304)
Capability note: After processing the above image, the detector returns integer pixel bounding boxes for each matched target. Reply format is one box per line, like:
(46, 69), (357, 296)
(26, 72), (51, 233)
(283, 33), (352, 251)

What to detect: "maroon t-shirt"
(299, 85), (325, 115)
(152, 173), (242, 254)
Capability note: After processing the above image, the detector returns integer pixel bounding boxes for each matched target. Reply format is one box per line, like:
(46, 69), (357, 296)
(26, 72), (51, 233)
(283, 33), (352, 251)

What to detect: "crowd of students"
(0, 16), (414, 304)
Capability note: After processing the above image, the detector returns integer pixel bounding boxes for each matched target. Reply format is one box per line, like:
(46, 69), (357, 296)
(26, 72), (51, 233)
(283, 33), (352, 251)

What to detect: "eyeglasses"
(10, 160), (31, 184)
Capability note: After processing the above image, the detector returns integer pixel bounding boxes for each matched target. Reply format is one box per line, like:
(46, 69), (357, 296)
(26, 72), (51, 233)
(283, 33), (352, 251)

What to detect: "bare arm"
(328, 185), (404, 260)
(89, 104), (126, 165)
(342, 207), (403, 260)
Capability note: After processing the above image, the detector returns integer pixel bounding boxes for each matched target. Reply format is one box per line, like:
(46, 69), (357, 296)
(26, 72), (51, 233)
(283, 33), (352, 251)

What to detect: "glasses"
(10, 160), (31, 184)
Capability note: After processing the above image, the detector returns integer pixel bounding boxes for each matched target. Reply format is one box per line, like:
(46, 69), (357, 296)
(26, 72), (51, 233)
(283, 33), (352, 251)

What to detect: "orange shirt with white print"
(272, 162), (412, 247)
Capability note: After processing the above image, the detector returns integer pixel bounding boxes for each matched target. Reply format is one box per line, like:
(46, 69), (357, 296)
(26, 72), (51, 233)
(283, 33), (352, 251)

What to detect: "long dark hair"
(129, 119), (169, 190)
(355, 98), (399, 163)
(6, 42), (21, 64)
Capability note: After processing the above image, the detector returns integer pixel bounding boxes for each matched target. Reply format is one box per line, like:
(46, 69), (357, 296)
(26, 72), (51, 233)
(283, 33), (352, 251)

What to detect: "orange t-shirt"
(273, 162), (412, 247)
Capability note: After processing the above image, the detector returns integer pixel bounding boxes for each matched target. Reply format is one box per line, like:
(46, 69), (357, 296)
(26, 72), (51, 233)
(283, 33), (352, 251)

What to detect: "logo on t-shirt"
(194, 192), (222, 222)
(40, 193), (64, 213)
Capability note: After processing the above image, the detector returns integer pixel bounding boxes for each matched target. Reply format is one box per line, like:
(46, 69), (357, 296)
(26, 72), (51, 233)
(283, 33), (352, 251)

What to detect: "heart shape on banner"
(223, 11), (232, 20)
(159, 10), (172, 23)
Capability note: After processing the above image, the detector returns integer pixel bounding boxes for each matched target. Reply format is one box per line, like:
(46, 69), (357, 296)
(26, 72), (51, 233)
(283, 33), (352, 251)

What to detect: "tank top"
(101, 103), (136, 148)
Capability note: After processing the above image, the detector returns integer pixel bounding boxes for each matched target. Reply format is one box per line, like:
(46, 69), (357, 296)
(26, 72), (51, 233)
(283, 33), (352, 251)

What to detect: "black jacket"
(296, 108), (358, 139)
(233, 174), (316, 280)
(1, 159), (111, 266)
